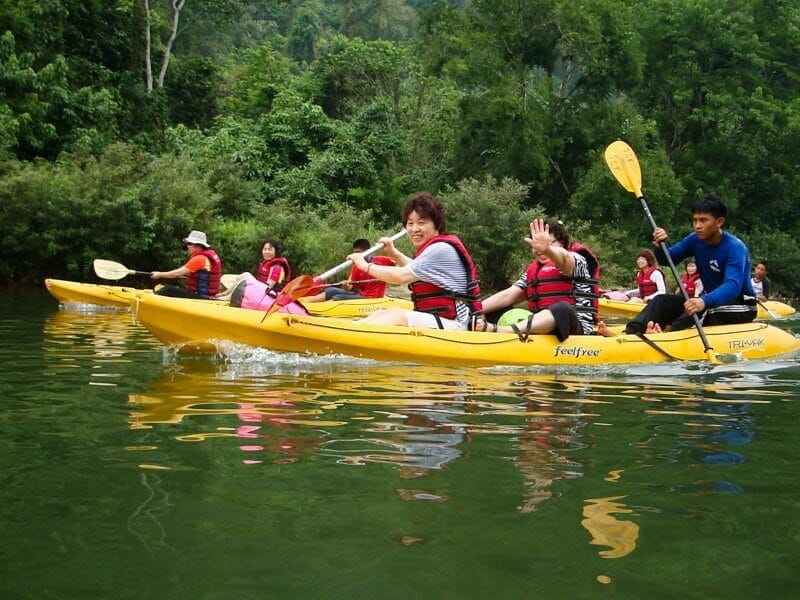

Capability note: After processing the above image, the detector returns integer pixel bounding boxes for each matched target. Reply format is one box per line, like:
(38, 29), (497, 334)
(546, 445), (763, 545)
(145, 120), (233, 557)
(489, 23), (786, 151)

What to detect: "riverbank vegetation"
(1, 1), (798, 296)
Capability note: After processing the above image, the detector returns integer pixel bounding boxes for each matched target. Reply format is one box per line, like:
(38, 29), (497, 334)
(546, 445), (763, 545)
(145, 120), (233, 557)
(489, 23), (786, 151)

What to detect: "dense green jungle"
(1, 0), (798, 296)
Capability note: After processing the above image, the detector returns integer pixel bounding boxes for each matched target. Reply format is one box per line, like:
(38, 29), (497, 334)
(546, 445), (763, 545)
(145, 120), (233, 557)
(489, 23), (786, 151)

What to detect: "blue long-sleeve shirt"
(654, 231), (755, 308)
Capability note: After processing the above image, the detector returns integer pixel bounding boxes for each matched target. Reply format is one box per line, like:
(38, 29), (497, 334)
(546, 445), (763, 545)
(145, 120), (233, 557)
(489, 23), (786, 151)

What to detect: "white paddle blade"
(219, 273), (241, 290)
(93, 259), (133, 280)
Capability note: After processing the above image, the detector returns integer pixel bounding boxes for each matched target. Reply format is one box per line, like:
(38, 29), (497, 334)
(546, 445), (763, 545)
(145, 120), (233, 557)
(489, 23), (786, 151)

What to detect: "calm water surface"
(2, 287), (800, 599)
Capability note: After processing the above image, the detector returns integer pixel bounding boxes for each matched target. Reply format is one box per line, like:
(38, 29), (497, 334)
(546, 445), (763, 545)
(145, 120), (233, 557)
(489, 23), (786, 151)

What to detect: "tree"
(143, 0), (183, 92)
(632, 0), (800, 235)
(165, 55), (220, 128)
(443, 177), (540, 291)
(141, 0), (247, 92)
(417, 0), (644, 210)
(308, 35), (414, 119)
(287, 6), (321, 64)
(0, 32), (120, 160)
(339, 0), (418, 42)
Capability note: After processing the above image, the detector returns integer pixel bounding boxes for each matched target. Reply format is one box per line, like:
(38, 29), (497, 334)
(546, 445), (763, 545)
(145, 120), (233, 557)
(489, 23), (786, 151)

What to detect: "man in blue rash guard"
(622, 193), (757, 335)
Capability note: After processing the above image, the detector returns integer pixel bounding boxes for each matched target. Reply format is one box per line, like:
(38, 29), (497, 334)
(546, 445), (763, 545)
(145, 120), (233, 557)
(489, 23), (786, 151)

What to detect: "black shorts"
(624, 294), (757, 334)
(155, 284), (208, 300)
(548, 301), (581, 342)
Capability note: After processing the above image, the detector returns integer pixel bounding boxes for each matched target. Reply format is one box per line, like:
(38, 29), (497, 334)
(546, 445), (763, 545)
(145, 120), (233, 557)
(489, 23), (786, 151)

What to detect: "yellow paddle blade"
(604, 140), (643, 197)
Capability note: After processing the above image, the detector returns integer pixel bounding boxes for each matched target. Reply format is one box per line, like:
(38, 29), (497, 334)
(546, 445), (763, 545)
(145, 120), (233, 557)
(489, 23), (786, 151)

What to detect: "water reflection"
(127, 365), (607, 560)
(8, 288), (800, 595)
(325, 401), (468, 475)
(43, 308), (161, 386)
(127, 471), (174, 555)
(128, 358), (796, 562)
(582, 496), (640, 558)
(515, 403), (586, 514)
(127, 363), (605, 482)
(635, 397), (759, 498)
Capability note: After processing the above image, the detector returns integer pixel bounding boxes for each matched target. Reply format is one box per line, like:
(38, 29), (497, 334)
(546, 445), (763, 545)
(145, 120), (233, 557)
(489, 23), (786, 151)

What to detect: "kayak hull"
(302, 296), (413, 317)
(130, 292), (800, 366)
(45, 278), (147, 309)
(599, 297), (796, 319)
(44, 278), (412, 317)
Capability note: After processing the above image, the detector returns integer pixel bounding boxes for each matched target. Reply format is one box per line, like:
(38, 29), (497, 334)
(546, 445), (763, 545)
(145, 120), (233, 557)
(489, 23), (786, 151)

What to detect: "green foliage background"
(1, 0), (798, 297)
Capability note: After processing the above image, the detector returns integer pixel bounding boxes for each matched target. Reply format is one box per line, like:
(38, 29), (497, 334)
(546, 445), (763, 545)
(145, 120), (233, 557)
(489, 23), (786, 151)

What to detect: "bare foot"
(644, 321), (662, 334)
(597, 321), (615, 337)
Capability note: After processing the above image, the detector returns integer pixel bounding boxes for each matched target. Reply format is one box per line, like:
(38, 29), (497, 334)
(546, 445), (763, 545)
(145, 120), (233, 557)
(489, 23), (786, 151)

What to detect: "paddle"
(758, 299), (779, 319)
(97, 259), (242, 301)
(604, 140), (720, 364)
(303, 278), (382, 293)
(220, 273), (240, 290)
(93, 259), (151, 280)
(262, 229), (407, 318)
(314, 229), (408, 282)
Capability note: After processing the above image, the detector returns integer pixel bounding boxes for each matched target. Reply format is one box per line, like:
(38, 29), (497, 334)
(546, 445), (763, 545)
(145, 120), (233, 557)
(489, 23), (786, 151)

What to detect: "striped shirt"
(513, 252), (594, 334)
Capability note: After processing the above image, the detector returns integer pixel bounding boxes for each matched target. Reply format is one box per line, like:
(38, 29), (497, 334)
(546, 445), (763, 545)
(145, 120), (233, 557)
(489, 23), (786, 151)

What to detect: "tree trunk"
(143, 0), (185, 92)
(157, 0), (186, 89)
(144, 0), (153, 92)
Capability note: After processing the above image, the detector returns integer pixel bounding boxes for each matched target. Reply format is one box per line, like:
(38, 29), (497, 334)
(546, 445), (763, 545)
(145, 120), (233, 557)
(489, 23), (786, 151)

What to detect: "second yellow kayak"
(599, 297), (795, 319)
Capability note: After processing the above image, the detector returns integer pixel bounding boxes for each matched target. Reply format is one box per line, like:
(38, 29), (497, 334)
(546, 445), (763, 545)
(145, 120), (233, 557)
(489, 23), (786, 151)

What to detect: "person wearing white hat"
(151, 230), (223, 299)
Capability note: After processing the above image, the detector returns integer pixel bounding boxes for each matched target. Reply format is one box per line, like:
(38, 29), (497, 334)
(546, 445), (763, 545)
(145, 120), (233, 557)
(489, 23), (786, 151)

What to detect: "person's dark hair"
(400, 191), (446, 232)
(756, 260), (768, 269)
(262, 238), (282, 256)
(691, 192), (728, 220)
(547, 219), (570, 248)
(352, 238), (371, 252)
(637, 249), (656, 267)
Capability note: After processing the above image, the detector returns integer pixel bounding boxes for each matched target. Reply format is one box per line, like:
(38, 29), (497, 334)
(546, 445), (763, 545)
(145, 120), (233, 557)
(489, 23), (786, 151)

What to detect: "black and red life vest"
(256, 256), (292, 291)
(636, 265), (665, 298)
(186, 248), (223, 298)
(408, 234), (483, 322)
(525, 242), (600, 322)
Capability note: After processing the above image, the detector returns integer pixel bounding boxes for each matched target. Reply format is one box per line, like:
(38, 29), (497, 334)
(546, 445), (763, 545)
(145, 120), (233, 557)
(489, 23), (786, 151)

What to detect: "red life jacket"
(636, 265), (665, 298)
(408, 234), (483, 322)
(681, 272), (700, 297)
(351, 255), (394, 298)
(186, 248), (222, 298)
(256, 256), (292, 291)
(525, 242), (600, 322)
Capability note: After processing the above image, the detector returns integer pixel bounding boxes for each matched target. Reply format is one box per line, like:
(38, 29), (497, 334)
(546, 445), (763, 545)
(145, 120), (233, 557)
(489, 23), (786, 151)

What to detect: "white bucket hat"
(183, 230), (210, 247)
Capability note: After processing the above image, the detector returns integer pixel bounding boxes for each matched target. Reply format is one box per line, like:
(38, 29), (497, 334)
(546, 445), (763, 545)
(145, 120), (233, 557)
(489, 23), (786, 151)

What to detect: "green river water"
(2, 286), (800, 599)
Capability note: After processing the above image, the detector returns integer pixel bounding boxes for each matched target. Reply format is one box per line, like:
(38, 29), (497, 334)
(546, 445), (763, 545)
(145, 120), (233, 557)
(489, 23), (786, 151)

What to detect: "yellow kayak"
(599, 297), (796, 319)
(302, 295), (413, 317)
(45, 278), (146, 309)
(129, 291), (800, 366)
(44, 278), (412, 318)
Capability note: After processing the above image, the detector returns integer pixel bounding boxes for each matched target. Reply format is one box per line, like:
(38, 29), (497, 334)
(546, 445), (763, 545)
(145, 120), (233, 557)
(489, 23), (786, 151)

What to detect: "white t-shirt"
(751, 277), (764, 298)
